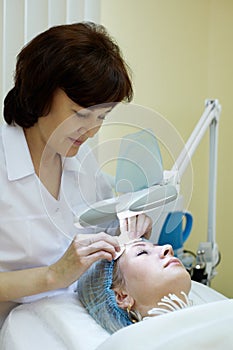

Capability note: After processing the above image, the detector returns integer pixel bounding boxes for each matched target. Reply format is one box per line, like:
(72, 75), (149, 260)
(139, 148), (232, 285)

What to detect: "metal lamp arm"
(171, 99), (221, 282)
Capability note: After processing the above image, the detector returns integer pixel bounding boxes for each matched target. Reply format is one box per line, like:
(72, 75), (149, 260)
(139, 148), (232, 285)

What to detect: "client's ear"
(113, 288), (134, 310)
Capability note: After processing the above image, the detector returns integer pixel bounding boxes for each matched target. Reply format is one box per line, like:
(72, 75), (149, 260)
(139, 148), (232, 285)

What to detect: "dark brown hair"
(4, 22), (133, 127)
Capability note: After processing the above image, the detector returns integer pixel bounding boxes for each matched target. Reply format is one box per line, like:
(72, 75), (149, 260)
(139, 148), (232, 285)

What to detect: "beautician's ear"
(113, 288), (134, 309)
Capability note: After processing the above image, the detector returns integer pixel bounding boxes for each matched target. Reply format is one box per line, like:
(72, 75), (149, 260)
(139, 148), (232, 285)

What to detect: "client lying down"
(77, 239), (192, 334)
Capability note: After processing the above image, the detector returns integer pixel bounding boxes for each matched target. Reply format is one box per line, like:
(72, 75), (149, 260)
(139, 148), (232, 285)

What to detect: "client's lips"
(164, 257), (181, 268)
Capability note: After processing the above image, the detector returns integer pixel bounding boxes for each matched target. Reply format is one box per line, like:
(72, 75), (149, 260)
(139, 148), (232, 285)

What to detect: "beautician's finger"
(74, 238), (119, 261)
(138, 216), (152, 239)
(79, 240), (117, 257)
(135, 214), (152, 234)
(127, 215), (137, 233)
(75, 232), (119, 249)
(119, 218), (128, 234)
(82, 247), (117, 264)
(133, 214), (146, 233)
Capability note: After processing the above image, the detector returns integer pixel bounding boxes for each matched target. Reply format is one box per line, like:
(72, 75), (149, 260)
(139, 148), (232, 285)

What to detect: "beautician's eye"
(98, 114), (106, 120)
(136, 250), (148, 256)
(75, 111), (88, 118)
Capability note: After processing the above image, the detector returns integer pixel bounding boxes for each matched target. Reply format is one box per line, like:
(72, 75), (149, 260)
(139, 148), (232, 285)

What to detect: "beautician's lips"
(164, 257), (181, 268)
(69, 137), (85, 146)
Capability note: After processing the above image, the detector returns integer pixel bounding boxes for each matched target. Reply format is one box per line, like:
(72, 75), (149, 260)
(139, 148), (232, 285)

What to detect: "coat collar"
(2, 123), (35, 181)
(2, 123), (85, 181)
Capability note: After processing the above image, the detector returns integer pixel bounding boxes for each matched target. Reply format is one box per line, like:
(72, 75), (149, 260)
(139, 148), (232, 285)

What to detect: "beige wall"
(101, 0), (233, 297)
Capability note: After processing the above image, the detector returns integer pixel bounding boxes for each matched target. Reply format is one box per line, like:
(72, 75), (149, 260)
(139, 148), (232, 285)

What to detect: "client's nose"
(160, 244), (174, 258)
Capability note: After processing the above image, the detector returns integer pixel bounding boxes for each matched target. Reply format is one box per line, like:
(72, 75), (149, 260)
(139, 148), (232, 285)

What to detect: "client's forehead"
(124, 240), (154, 253)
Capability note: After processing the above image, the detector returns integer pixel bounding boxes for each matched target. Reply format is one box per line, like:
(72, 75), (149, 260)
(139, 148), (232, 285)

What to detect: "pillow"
(0, 293), (110, 350)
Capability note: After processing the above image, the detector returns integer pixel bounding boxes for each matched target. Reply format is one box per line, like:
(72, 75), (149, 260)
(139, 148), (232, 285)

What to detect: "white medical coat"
(0, 123), (117, 306)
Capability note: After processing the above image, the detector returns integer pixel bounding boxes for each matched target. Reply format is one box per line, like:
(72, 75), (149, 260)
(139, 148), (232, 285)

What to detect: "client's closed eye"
(136, 250), (148, 256)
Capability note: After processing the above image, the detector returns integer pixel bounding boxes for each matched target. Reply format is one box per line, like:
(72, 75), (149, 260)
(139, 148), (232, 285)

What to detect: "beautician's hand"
(48, 233), (120, 289)
(119, 213), (152, 240)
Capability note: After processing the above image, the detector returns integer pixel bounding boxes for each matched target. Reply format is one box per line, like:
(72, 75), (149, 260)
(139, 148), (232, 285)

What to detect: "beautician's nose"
(78, 127), (87, 136)
(160, 244), (174, 258)
(86, 125), (101, 138)
(79, 118), (101, 138)
(77, 124), (100, 138)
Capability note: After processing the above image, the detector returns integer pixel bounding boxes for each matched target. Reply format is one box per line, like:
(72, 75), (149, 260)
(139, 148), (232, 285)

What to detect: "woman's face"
(36, 89), (113, 157)
(117, 241), (191, 316)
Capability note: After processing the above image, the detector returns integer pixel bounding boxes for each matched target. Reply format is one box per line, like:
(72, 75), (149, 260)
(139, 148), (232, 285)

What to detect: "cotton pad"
(115, 232), (142, 260)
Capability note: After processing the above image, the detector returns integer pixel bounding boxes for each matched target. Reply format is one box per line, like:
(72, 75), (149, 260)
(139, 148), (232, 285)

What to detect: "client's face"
(116, 241), (191, 317)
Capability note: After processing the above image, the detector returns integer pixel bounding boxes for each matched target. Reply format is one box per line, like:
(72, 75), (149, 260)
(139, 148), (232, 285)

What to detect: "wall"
(101, 0), (233, 297)
(206, 0), (233, 297)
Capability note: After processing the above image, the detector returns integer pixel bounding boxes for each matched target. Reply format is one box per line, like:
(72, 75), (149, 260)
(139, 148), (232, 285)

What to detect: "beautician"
(0, 22), (152, 326)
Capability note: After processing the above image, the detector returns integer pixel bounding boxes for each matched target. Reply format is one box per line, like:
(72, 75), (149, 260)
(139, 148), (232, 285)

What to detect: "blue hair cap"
(77, 259), (132, 334)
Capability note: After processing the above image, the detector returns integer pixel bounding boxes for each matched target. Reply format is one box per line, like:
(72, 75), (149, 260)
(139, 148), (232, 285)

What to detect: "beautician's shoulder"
(0, 124), (8, 184)
(0, 122), (24, 150)
(0, 123), (6, 161)
(0, 123), (33, 181)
